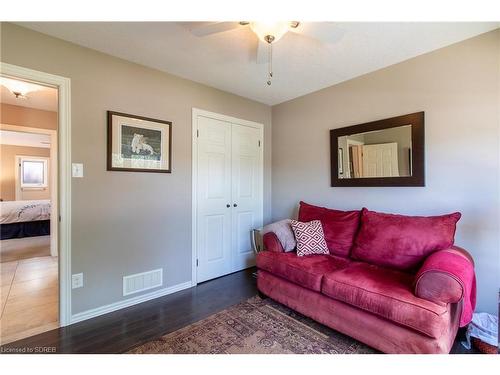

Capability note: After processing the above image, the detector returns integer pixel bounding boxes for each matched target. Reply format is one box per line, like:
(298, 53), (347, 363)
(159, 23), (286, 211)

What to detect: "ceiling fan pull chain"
(267, 42), (273, 86)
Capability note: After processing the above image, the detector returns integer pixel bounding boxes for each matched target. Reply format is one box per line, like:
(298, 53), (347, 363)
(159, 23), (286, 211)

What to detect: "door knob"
(226, 204), (230, 208)
(233, 203), (238, 207)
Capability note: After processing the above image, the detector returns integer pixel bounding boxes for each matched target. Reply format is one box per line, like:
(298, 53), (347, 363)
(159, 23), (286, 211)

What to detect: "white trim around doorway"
(1, 62), (72, 327)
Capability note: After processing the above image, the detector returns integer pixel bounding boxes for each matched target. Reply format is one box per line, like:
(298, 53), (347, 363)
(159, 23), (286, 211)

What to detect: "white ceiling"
(0, 80), (58, 111)
(17, 22), (500, 105)
(0, 130), (51, 148)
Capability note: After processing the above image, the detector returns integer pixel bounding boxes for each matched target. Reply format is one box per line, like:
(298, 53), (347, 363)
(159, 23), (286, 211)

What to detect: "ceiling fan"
(186, 22), (345, 86)
(0, 77), (42, 99)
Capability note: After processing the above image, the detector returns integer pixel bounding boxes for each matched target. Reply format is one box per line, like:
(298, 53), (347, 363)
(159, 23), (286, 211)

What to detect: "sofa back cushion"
(298, 201), (360, 257)
(351, 208), (461, 271)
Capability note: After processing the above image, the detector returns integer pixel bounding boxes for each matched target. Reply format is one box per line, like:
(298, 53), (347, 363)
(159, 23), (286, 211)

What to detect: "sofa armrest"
(263, 232), (285, 253)
(414, 247), (474, 304)
(450, 245), (475, 266)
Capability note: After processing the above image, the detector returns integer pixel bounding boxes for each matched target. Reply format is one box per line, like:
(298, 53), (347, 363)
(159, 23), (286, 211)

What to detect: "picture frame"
(107, 111), (172, 173)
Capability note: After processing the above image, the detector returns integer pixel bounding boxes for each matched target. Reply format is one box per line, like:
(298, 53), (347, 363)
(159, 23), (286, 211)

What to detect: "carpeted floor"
(128, 296), (377, 354)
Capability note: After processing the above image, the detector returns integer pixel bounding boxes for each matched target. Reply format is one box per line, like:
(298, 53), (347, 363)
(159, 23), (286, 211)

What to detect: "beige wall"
(0, 104), (57, 201)
(0, 145), (50, 201)
(272, 29), (500, 314)
(1, 23), (272, 314)
(1, 103), (58, 130)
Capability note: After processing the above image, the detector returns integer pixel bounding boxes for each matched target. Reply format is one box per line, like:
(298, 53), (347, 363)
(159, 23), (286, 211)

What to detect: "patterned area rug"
(128, 296), (376, 354)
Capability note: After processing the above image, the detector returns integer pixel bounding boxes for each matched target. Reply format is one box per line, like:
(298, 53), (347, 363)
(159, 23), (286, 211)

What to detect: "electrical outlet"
(72, 273), (84, 289)
(72, 163), (84, 178)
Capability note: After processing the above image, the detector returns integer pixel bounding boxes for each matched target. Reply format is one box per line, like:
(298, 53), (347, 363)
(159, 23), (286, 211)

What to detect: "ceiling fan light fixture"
(0, 77), (42, 99)
(12, 91), (28, 100)
(249, 22), (290, 43)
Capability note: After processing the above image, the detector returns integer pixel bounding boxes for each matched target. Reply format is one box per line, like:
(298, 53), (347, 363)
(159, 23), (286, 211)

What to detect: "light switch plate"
(72, 273), (84, 289)
(72, 163), (84, 178)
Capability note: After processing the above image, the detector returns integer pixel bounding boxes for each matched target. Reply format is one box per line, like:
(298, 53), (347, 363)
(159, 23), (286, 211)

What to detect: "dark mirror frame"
(330, 112), (425, 187)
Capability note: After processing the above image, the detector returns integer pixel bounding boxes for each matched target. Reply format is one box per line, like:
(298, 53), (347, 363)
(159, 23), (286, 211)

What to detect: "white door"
(231, 125), (263, 271)
(362, 142), (400, 177)
(195, 112), (263, 283)
(196, 116), (233, 283)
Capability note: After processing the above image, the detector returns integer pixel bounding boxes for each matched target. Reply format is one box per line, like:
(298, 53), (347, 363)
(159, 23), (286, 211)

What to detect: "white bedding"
(0, 200), (51, 224)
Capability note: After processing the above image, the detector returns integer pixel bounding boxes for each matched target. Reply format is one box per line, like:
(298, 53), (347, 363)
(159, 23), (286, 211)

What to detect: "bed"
(0, 200), (51, 240)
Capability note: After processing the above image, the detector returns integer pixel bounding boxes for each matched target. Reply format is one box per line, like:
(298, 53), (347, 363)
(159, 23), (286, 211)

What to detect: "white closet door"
(362, 142), (400, 177)
(231, 124), (263, 272)
(196, 116), (233, 283)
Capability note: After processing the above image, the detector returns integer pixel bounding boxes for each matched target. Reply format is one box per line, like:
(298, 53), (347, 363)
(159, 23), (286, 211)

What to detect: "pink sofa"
(256, 202), (476, 354)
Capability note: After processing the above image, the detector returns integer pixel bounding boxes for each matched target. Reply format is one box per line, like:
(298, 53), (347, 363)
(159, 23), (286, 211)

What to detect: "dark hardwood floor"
(1, 268), (257, 354)
(0, 267), (476, 354)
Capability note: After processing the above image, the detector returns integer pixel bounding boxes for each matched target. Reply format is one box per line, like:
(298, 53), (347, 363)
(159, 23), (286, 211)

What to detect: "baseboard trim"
(70, 281), (193, 324)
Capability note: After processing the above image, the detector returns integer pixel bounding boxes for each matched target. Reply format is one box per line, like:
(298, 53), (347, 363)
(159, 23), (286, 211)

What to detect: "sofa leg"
(258, 290), (268, 300)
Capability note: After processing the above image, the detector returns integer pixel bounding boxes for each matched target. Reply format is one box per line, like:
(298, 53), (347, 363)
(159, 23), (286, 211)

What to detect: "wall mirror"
(330, 112), (425, 187)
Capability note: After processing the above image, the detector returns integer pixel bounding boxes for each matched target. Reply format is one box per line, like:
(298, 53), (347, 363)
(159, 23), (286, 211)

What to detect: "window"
(19, 157), (48, 188)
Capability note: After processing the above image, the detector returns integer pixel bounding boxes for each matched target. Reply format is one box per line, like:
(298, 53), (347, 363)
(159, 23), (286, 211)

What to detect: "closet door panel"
(231, 124), (263, 272)
(196, 116), (232, 283)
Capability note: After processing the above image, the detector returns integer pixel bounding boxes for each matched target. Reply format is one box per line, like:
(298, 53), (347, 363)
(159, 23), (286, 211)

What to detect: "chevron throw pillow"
(290, 220), (329, 256)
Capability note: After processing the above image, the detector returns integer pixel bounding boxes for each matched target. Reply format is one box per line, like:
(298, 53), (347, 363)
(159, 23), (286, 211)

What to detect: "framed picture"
(107, 111), (172, 173)
(338, 148), (344, 175)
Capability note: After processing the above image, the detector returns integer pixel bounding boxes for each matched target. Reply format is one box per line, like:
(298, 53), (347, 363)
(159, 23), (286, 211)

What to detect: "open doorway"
(0, 76), (59, 344)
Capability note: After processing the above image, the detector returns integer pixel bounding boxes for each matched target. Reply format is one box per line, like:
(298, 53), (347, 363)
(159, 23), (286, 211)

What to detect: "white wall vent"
(123, 268), (163, 296)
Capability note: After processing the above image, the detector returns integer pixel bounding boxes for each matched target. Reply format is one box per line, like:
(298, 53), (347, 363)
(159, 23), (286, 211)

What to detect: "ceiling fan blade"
(189, 22), (242, 37)
(293, 22), (346, 44)
(254, 40), (268, 64)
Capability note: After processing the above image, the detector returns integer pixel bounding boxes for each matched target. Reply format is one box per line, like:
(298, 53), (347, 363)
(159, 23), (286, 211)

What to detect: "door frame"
(1, 62), (72, 326)
(191, 108), (264, 286)
(345, 139), (364, 178)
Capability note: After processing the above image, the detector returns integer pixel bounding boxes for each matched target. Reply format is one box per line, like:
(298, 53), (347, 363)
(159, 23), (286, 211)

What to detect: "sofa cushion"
(298, 201), (360, 257)
(256, 251), (350, 292)
(351, 208), (461, 271)
(290, 220), (329, 256)
(321, 262), (449, 338)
